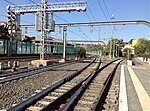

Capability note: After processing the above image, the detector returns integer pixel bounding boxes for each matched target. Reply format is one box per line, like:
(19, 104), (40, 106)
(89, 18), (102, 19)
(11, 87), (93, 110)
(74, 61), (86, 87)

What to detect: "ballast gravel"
(0, 62), (88, 110)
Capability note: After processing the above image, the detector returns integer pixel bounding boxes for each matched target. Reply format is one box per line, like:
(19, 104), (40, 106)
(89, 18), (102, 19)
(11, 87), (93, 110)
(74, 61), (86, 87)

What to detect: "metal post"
(127, 48), (130, 60)
(109, 36), (112, 59)
(115, 44), (118, 57)
(9, 33), (13, 57)
(113, 39), (115, 59)
(40, 0), (47, 60)
(118, 44), (120, 57)
(63, 26), (67, 60)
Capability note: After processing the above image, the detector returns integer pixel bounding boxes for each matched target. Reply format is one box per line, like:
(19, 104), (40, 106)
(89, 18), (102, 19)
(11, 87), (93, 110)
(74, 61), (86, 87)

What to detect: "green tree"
(122, 48), (132, 60)
(134, 38), (148, 56)
(104, 38), (125, 57)
(76, 47), (86, 58)
(0, 25), (9, 39)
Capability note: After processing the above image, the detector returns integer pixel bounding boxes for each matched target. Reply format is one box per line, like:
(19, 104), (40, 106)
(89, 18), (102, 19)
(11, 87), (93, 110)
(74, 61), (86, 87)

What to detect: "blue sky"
(0, 0), (150, 44)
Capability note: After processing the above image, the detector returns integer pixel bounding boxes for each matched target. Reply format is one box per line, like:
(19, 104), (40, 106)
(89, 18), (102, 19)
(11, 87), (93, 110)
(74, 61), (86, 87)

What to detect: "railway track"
(0, 60), (80, 84)
(8, 57), (98, 111)
(64, 60), (122, 111)
(8, 58), (122, 111)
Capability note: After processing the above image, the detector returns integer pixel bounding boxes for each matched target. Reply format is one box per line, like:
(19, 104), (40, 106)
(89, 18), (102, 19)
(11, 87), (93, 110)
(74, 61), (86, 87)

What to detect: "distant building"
(122, 39), (138, 55)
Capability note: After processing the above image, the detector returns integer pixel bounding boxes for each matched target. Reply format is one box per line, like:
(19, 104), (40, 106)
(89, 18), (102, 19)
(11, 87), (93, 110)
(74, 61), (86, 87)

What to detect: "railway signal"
(7, 5), (16, 33)
(7, 5), (17, 56)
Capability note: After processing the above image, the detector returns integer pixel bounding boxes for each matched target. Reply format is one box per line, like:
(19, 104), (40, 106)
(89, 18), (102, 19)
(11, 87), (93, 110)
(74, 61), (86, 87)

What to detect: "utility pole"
(63, 26), (67, 61)
(113, 38), (115, 59)
(109, 14), (115, 59)
(118, 43), (120, 58)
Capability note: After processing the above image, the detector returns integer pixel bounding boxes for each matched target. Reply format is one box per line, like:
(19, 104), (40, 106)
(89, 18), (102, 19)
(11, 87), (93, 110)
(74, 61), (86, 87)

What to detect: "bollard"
(8, 61), (11, 68)
(148, 58), (150, 64)
(142, 57), (144, 62)
(144, 58), (146, 62)
(13, 61), (17, 67)
(37, 62), (40, 67)
(0, 62), (3, 70)
(16, 61), (19, 67)
(28, 62), (31, 65)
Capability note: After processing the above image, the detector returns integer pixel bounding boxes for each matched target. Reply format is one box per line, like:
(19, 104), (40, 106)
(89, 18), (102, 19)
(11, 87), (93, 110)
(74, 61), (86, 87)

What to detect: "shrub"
(76, 47), (86, 58)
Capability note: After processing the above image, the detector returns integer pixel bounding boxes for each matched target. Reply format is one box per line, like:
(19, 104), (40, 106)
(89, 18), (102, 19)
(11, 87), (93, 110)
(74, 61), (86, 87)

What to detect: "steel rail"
(0, 61), (77, 84)
(40, 59), (101, 111)
(62, 59), (121, 111)
(93, 60), (123, 111)
(8, 58), (96, 111)
(0, 60), (76, 78)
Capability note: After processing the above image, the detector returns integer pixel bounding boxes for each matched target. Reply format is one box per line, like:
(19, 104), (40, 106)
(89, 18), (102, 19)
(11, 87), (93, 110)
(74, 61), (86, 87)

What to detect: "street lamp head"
(111, 14), (115, 19)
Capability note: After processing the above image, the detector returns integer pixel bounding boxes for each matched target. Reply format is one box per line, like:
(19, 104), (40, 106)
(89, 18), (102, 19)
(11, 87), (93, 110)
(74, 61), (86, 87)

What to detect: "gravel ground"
(0, 62), (89, 110)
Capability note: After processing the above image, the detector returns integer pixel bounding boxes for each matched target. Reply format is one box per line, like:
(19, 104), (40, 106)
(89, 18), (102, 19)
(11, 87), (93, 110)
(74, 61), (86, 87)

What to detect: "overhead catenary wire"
(102, 0), (120, 38)
(87, 4), (96, 21)
(97, 0), (119, 39)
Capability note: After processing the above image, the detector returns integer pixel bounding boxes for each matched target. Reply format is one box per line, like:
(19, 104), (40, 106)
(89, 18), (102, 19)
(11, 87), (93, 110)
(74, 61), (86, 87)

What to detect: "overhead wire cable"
(97, 0), (118, 38)
(102, 0), (120, 38)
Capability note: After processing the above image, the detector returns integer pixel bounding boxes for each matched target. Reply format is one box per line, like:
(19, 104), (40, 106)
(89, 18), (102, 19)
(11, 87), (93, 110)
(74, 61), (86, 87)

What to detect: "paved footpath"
(119, 58), (150, 111)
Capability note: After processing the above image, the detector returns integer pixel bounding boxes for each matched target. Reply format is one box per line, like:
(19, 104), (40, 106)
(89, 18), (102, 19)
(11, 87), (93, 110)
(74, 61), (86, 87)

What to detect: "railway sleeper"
(74, 106), (92, 111)
(103, 104), (117, 111)
(84, 89), (100, 94)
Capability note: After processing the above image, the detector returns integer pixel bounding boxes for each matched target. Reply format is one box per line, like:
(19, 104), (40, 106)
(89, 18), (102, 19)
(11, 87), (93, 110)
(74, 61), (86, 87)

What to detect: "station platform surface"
(119, 58), (150, 111)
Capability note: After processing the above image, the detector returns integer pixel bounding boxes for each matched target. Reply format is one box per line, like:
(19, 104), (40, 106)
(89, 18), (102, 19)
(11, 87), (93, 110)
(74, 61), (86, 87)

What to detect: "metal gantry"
(19, 20), (150, 59)
(20, 20), (150, 28)
(10, 1), (86, 13)
(7, 0), (87, 60)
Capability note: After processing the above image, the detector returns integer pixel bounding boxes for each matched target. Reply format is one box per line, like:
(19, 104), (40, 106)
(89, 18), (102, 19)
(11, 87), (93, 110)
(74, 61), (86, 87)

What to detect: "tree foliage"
(134, 38), (148, 56)
(122, 48), (132, 60)
(104, 38), (124, 56)
(76, 47), (86, 58)
(0, 25), (9, 39)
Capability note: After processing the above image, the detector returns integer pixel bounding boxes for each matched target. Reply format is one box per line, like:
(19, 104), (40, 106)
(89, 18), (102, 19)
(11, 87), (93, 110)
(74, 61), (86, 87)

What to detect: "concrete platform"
(31, 60), (54, 67)
(119, 58), (150, 111)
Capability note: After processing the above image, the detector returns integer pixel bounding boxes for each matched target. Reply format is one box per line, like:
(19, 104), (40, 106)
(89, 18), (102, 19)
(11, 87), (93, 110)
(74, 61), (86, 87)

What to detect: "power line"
(96, 0), (119, 39)
(102, 0), (120, 38)
(86, 3), (102, 42)
(28, 0), (36, 4)
(87, 4), (96, 21)
(96, 0), (108, 21)
(3, 0), (16, 5)
(102, 0), (111, 19)
(85, 12), (92, 21)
